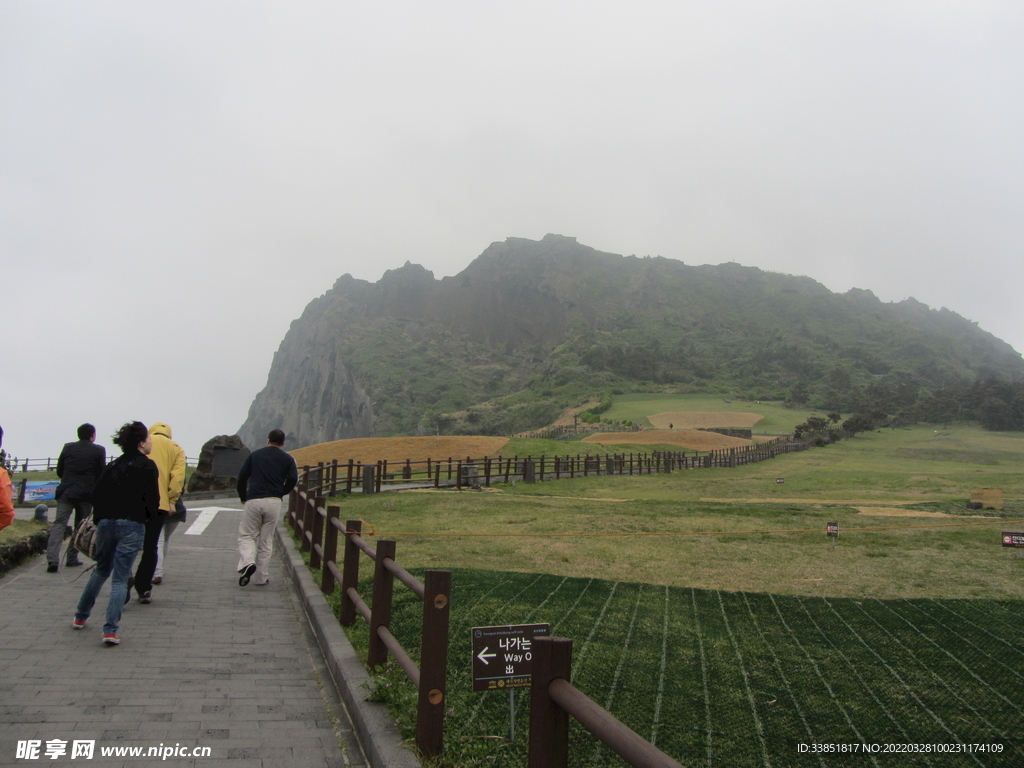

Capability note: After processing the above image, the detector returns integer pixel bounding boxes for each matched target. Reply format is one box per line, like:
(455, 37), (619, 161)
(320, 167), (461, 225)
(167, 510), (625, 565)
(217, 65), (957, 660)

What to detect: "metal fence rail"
(6, 455), (199, 473)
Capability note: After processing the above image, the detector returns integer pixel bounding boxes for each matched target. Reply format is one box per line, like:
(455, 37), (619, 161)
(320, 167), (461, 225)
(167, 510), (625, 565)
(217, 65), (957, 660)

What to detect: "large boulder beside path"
(187, 435), (250, 493)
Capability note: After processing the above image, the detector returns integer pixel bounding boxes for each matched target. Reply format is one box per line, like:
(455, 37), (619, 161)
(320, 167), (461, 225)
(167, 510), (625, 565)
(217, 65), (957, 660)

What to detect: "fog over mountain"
(239, 235), (1023, 449)
(3, 3), (1022, 459)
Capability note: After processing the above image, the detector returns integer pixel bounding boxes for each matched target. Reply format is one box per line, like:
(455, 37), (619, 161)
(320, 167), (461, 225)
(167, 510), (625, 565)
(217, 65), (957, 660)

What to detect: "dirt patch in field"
(649, 411), (764, 429)
(854, 506), (997, 519)
(581, 429), (752, 451)
(290, 436), (510, 467)
(701, 498), (922, 506)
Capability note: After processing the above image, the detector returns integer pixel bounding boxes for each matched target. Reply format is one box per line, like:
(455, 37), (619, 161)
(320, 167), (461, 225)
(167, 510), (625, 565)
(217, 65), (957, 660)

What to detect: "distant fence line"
(5, 455), (199, 473)
(297, 432), (852, 495)
(516, 424), (640, 441)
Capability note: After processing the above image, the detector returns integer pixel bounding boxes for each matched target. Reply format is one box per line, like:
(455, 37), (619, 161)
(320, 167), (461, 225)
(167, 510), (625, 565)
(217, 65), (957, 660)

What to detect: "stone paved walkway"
(0, 498), (367, 767)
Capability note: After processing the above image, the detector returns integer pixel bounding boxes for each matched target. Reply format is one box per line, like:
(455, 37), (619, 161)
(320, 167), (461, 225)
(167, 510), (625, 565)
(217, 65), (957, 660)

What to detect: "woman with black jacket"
(72, 421), (160, 645)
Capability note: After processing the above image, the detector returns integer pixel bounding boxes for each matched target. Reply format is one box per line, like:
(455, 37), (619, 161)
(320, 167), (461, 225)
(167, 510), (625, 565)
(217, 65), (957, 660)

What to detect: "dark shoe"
(47, 564), (59, 573)
(238, 564), (256, 587)
(139, 592), (152, 604)
(65, 560), (83, 568)
(125, 576), (135, 605)
(152, 576), (162, 584)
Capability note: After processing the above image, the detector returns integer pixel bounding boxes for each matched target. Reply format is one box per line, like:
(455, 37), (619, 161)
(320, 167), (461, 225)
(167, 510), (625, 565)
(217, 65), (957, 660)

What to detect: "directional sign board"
(471, 624), (550, 692)
(1001, 532), (1024, 548)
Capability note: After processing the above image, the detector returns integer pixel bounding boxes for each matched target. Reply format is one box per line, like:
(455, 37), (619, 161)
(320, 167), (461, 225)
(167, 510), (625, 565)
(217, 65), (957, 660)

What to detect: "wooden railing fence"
(529, 636), (684, 768)
(287, 469), (452, 756)
(295, 435), (822, 495)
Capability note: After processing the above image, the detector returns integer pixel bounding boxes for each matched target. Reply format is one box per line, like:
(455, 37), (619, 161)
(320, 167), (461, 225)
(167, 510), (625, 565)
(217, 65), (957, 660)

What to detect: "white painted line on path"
(184, 507), (237, 535)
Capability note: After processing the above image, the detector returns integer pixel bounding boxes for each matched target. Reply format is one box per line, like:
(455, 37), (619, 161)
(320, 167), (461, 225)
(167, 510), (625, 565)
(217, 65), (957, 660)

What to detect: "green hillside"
(241, 235), (1024, 447)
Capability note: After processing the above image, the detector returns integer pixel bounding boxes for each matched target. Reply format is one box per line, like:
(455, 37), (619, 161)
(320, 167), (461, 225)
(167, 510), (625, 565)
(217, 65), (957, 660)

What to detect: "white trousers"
(154, 517), (180, 578)
(237, 497), (281, 585)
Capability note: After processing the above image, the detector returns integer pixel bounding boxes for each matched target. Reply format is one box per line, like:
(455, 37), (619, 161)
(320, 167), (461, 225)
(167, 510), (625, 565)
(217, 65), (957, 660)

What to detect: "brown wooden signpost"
(473, 623), (551, 743)
(473, 623), (551, 692)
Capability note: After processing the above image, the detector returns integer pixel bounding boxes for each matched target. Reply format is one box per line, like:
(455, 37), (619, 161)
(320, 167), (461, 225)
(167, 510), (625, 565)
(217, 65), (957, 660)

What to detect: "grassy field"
(603, 394), (823, 434)
(339, 569), (1024, 767)
(305, 421), (1024, 765)
(322, 424), (1024, 601)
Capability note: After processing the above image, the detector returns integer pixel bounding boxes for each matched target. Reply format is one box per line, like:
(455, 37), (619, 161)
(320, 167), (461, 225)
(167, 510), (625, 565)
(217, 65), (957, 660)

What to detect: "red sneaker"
(72, 618), (86, 630)
(102, 634), (120, 645)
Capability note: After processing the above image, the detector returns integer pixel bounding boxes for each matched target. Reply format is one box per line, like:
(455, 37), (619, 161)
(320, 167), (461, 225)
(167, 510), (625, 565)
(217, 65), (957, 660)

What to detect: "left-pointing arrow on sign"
(477, 647), (496, 665)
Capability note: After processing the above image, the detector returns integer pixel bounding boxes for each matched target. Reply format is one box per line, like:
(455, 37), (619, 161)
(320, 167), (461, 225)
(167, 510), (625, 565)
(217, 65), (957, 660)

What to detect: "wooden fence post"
(339, 519), (362, 626)
(529, 637), (573, 768)
(368, 539), (397, 668)
(310, 496), (326, 569)
(416, 570), (452, 756)
(302, 495), (316, 554)
(321, 505), (340, 595)
(362, 464), (376, 495)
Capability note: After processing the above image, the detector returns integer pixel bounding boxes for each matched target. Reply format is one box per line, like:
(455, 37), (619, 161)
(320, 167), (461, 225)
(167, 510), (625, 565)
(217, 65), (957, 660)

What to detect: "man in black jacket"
(235, 429), (297, 587)
(47, 424), (106, 571)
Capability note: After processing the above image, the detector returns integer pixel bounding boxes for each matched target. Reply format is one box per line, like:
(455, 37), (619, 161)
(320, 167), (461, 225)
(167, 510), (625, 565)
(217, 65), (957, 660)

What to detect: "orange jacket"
(0, 467), (14, 531)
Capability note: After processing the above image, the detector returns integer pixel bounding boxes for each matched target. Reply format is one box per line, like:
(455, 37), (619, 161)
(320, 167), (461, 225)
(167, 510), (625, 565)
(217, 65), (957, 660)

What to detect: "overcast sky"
(2, 1), (1023, 461)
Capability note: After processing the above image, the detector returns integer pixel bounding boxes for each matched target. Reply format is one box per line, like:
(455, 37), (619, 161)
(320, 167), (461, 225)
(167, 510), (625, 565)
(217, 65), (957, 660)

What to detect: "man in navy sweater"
(235, 429), (297, 587)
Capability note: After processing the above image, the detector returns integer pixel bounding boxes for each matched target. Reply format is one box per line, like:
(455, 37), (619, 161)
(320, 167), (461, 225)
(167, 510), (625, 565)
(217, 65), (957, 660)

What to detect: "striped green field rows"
(350, 570), (1024, 767)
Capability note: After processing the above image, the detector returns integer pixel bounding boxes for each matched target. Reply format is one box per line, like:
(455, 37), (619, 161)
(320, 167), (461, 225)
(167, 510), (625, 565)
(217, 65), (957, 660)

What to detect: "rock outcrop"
(188, 435), (251, 493)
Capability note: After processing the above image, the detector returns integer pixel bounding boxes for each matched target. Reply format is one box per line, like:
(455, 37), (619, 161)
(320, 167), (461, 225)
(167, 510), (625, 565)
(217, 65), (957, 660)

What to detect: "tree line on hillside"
(791, 376), (1024, 434)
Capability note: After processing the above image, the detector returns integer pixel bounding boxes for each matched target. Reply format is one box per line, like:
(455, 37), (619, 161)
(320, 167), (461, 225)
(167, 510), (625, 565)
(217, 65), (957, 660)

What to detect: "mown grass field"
(306, 419), (1024, 765)
(340, 569), (1024, 767)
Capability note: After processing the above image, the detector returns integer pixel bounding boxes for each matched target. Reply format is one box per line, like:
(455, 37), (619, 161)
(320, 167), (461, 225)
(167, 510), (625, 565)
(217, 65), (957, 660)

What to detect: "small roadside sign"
(1001, 532), (1024, 548)
(826, 522), (839, 537)
(471, 623), (550, 692)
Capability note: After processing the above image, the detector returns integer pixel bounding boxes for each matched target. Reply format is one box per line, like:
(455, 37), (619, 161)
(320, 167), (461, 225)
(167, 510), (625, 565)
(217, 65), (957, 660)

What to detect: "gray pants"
(237, 497), (281, 586)
(46, 498), (91, 566)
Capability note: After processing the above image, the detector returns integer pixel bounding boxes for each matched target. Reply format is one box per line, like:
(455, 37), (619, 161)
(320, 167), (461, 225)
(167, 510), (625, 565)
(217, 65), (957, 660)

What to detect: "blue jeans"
(75, 518), (145, 634)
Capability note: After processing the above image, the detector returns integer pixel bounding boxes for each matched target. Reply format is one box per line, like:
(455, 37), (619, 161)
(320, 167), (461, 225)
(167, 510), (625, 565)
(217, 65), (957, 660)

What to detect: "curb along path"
(0, 497), (410, 768)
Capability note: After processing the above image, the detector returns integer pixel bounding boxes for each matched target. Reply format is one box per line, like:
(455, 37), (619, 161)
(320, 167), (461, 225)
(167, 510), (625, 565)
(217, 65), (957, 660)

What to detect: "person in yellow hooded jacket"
(130, 422), (185, 603)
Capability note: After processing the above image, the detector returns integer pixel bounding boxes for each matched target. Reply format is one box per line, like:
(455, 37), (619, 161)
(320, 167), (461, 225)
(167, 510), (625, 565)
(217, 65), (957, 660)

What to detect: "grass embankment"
(0, 519), (48, 547)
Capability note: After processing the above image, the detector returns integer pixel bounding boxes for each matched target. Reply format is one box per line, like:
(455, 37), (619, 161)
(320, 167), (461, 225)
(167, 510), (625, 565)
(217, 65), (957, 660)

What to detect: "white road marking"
(184, 507), (236, 535)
